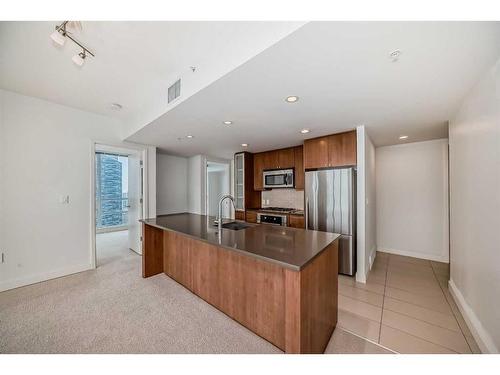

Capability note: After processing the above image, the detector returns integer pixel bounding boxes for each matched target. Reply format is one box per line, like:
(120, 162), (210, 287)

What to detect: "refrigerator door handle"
(305, 197), (309, 229)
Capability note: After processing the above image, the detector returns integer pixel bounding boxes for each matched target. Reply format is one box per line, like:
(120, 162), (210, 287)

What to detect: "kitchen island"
(141, 213), (339, 354)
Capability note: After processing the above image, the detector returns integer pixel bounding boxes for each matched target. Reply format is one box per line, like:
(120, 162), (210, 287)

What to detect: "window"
(95, 153), (129, 229)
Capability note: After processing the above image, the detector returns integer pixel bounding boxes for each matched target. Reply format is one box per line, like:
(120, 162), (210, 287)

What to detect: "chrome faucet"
(217, 194), (235, 236)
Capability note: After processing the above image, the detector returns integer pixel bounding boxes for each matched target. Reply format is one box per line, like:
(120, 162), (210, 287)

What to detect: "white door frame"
(90, 141), (150, 269)
(204, 157), (232, 218)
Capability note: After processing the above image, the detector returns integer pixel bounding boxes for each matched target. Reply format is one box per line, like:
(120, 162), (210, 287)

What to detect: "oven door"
(257, 213), (287, 226)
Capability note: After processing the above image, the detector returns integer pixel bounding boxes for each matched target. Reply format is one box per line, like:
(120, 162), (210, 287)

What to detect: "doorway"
(206, 161), (231, 219)
(93, 145), (145, 267)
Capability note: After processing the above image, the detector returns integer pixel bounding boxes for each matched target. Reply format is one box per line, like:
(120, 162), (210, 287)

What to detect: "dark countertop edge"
(246, 208), (305, 216)
(140, 218), (339, 271)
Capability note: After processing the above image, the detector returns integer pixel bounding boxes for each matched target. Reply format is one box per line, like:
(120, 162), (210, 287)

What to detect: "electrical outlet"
(1, 252), (4, 263)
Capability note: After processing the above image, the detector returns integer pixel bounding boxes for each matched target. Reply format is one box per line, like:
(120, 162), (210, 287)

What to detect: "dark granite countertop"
(141, 213), (339, 271)
(246, 208), (305, 216)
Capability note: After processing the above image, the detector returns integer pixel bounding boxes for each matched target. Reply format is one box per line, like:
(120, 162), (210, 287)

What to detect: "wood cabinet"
(143, 222), (339, 353)
(277, 148), (295, 169)
(304, 137), (329, 169)
(304, 130), (357, 170)
(253, 152), (265, 191)
(246, 210), (258, 223)
(328, 130), (357, 167)
(263, 150), (279, 170)
(235, 152), (262, 212)
(294, 146), (304, 190)
(253, 146), (301, 190)
(288, 214), (305, 229)
(235, 210), (245, 221)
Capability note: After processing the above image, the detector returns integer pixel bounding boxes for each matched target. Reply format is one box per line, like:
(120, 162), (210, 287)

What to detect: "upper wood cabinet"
(263, 150), (279, 170)
(259, 148), (295, 170)
(304, 130), (357, 170)
(252, 146), (302, 191)
(277, 148), (295, 169)
(294, 146), (304, 190)
(328, 130), (357, 167)
(304, 137), (329, 169)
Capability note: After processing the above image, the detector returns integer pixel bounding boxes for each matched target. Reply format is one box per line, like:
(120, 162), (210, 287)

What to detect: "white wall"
(356, 125), (376, 283)
(187, 155), (204, 214)
(365, 132), (377, 272)
(376, 139), (449, 262)
(156, 153), (188, 215)
(448, 58), (500, 353)
(0, 89), (156, 292)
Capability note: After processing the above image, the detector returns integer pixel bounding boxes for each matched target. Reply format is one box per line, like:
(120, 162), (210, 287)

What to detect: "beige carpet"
(0, 232), (391, 354)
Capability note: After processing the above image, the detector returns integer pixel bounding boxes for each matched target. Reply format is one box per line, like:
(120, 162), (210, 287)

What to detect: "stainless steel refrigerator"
(305, 168), (356, 276)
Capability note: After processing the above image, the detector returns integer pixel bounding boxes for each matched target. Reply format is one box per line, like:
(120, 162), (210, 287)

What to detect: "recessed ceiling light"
(110, 103), (123, 110)
(223, 121), (233, 125)
(300, 129), (310, 134)
(186, 135), (194, 139)
(389, 49), (402, 62)
(399, 135), (408, 140)
(241, 143), (248, 147)
(285, 96), (299, 103)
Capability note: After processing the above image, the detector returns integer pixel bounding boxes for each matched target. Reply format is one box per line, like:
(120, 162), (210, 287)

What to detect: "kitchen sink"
(221, 221), (251, 230)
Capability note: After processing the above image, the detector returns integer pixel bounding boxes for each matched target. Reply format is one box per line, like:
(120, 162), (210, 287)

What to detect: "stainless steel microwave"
(263, 169), (294, 189)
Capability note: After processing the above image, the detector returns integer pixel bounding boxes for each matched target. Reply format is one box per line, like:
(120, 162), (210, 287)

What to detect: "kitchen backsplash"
(262, 189), (304, 210)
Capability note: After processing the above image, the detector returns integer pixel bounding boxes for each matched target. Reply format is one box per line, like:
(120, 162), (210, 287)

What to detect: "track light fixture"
(50, 21), (95, 66)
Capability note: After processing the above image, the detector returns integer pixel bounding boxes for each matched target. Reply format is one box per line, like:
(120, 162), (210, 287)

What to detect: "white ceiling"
(0, 21), (304, 134)
(126, 21), (500, 158)
(2, 21), (500, 159)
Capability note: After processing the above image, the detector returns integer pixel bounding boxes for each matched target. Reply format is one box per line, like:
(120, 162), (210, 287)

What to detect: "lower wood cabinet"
(288, 214), (305, 229)
(235, 210), (245, 221)
(246, 210), (258, 223)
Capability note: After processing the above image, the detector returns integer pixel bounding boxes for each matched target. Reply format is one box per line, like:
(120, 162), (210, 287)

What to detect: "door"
(294, 146), (305, 190)
(263, 150), (279, 170)
(234, 153), (245, 210)
(303, 137), (329, 169)
(253, 153), (265, 190)
(277, 148), (295, 169)
(328, 131), (357, 167)
(128, 153), (143, 254)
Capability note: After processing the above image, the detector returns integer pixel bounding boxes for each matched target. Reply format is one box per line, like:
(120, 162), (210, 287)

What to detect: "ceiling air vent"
(168, 79), (181, 103)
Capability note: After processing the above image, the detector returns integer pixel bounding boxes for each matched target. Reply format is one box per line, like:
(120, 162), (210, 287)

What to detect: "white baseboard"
(96, 226), (128, 234)
(369, 245), (377, 270)
(377, 247), (449, 263)
(448, 279), (498, 354)
(0, 263), (92, 292)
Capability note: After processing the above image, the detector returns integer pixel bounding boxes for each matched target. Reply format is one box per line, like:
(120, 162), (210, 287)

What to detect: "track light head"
(72, 51), (86, 67)
(50, 30), (66, 46)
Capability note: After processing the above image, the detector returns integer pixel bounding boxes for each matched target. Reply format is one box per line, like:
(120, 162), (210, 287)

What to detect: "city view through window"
(95, 153), (129, 229)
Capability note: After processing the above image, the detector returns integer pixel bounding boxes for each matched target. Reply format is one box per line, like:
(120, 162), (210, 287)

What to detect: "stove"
(261, 207), (296, 213)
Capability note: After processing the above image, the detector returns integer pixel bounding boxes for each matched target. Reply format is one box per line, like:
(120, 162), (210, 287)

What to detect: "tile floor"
(338, 251), (481, 354)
